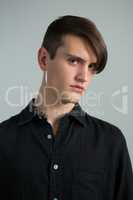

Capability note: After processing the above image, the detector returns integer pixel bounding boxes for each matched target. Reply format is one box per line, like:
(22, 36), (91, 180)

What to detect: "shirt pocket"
(72, 169), (105, 200)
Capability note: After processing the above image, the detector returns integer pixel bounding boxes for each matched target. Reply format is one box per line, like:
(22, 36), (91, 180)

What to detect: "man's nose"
(75, 66), (89, 83)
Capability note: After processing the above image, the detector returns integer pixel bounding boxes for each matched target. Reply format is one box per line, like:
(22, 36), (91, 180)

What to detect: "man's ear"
(37, 47), (49, 71)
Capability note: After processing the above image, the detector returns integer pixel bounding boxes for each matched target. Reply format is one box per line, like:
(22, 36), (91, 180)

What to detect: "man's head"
(41, 15), (107, 74)
(38, 15), (108, 105)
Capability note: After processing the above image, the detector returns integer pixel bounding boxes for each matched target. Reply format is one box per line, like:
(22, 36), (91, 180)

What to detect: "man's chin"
(61, 98), (78, 104)
(60, 92), (80, 104)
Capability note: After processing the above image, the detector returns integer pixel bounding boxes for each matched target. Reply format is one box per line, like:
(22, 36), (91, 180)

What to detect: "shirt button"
(53, 164), (59, 170)
(47, 134), (52, 139)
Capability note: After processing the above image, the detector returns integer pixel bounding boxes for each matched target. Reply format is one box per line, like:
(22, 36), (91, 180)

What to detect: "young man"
(0, 15), (133, 200)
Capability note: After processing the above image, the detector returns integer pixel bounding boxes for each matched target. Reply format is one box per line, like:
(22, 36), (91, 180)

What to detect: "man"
(0, 15), (133, 200)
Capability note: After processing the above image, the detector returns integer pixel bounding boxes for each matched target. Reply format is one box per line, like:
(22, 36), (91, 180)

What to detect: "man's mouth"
(70, 85), (85, 93)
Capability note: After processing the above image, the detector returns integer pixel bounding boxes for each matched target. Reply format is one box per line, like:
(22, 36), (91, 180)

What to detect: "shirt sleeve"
(115, 133), (133, 200)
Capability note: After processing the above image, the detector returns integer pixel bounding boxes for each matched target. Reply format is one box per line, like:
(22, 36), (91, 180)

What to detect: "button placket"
(47, 119), (63, 200)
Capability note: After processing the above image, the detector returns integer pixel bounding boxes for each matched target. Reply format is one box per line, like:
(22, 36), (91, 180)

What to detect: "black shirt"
(0, 99), (133, 200)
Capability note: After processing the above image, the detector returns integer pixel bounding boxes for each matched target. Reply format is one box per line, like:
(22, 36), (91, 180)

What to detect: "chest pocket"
(72, 169), (104, 200)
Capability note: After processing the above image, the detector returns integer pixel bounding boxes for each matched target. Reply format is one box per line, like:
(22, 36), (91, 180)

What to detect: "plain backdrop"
(0, 0), (132, 164)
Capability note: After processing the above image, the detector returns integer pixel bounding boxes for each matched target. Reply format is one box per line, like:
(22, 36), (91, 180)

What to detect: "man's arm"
(114, 133), (133, 200)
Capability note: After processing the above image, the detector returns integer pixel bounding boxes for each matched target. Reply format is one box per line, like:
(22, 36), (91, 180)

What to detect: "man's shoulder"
(86, 112), (121, 131)
(0, 113), (21, 143)
(0, 113), (22, 155)
(0, 101), (32, 132)
(0, 113), (20, 131)
(0, 105), (28, 141)
(85, 112), (126, 144)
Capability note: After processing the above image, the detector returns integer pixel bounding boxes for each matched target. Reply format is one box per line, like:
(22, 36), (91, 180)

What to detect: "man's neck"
(35, 93), (76, 131)
(35, 81), (78, 135)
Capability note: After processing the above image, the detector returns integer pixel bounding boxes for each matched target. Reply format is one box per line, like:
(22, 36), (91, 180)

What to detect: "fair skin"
(36, 34), (97, 135)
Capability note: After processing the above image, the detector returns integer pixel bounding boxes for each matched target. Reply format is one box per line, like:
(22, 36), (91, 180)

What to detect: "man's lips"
(70, 85), (85, 91)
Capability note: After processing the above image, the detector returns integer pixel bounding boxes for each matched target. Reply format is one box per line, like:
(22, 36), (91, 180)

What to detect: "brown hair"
(41, 15), (108, 74)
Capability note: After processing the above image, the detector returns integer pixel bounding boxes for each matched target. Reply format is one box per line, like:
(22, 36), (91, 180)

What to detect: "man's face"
(39, 34), (97, 105)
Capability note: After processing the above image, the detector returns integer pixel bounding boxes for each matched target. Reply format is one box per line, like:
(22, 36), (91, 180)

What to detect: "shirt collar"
(68, 102), (87, 127)
(18, 98), (87, 127)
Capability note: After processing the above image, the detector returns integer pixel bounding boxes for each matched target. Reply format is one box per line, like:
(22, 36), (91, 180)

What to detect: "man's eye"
(68, 58), (78, 65)
(88, 63), (95, 68)
(88, 63), (97, 74)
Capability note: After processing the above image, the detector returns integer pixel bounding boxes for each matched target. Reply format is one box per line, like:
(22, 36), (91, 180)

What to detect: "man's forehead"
(60, 35), (97, 63)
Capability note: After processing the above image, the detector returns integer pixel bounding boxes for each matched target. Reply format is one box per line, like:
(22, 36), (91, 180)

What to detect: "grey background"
(0, 0), (132, 164)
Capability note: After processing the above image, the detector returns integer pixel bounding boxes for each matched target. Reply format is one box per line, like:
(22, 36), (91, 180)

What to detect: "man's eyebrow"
(64, 53), (86, 63)
(64, 53), (96, 64)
